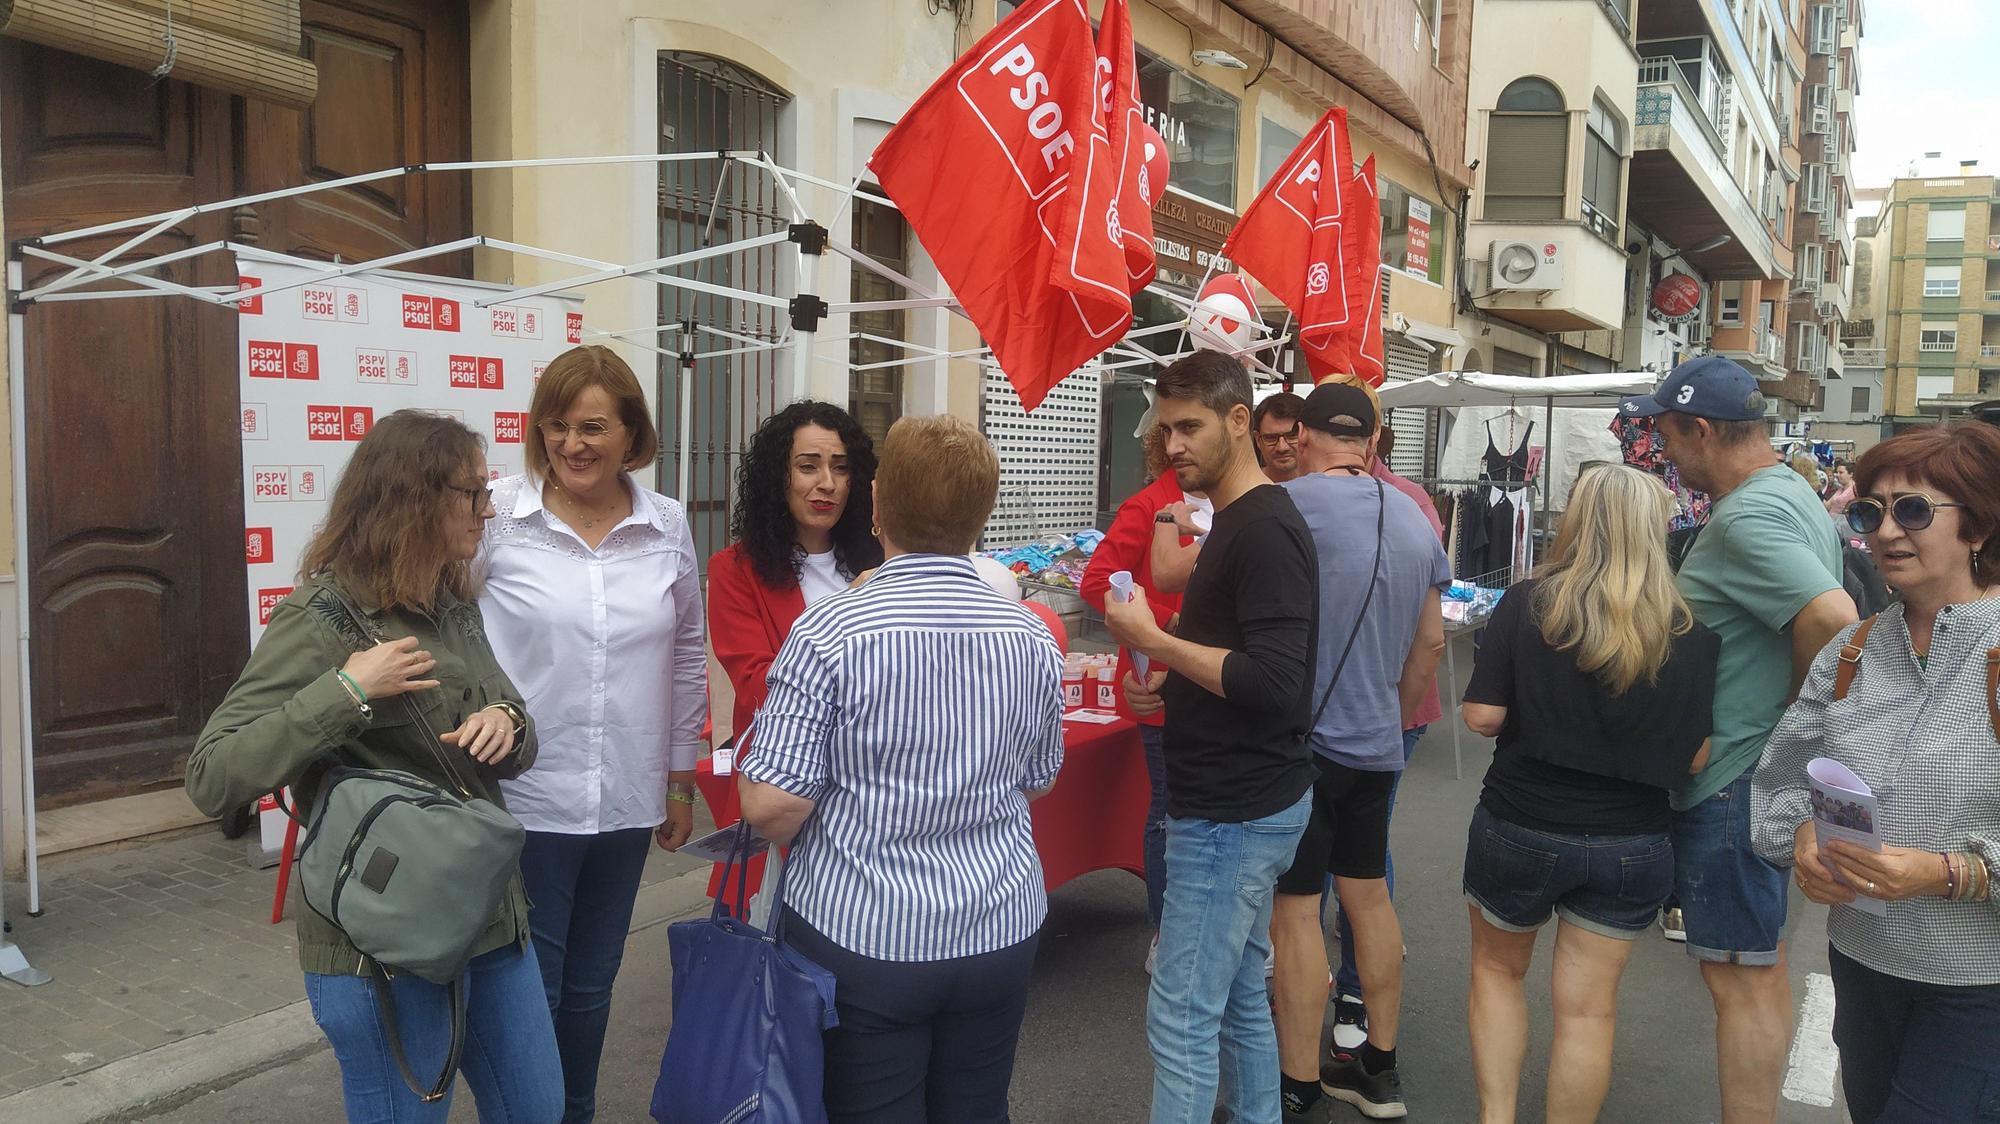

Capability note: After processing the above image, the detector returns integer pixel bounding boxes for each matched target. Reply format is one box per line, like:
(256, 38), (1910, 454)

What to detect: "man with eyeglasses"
(1619, 357), (1858, 1124)
(1255, 392), (1307, 483)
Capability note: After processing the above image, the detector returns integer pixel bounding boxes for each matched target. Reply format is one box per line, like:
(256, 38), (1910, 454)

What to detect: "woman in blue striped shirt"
(739, 414), (1066, 1124)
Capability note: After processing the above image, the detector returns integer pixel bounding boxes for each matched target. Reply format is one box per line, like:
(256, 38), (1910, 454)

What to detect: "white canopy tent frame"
(3, 151), (1307, 982)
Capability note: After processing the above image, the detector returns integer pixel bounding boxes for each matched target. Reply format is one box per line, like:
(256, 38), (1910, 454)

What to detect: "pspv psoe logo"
(448, 355), (505, 390)
(245, 527), (275, 565)
(257, 587), (293, 626)
(236, 277), (264, 316)
(242, 402), (268, 440)
(493, 412), (527, 444)
(246, 341), (319, 380)
(400, 294), (462, 332)
(306, 405), (373, 441)
(355, 348), (418, 385)
(566, 311), (584, 344)
(303, 285), (369, 324)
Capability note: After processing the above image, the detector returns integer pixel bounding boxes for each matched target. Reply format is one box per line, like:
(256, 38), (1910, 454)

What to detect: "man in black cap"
(1619, 357), (1856, 1124)
(1269, 382), (1450, 1121)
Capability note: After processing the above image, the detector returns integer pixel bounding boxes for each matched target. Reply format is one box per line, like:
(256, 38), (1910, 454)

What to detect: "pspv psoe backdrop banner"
(236, 254), (585, 645)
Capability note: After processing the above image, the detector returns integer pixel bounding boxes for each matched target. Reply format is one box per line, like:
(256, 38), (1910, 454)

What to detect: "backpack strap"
(1831, 616), (1877, 702)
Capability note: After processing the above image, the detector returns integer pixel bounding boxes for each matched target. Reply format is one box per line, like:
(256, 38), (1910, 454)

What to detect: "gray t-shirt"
(1282, 471), (1453, 770)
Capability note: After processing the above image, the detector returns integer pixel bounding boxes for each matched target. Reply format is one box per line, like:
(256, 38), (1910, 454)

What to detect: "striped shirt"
(1751, 595), (2000, 986)
(739, 553), (1066, 962)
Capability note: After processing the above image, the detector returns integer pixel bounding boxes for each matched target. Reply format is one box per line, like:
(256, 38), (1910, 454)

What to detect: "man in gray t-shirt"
(1269, 383), (1449, 1120)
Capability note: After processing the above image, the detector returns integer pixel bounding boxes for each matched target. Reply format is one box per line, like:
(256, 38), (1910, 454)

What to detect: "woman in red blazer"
(708, 402), (883, 777)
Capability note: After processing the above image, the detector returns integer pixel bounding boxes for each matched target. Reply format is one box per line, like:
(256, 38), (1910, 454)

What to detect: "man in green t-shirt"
(1621, 357), (1857, 1124)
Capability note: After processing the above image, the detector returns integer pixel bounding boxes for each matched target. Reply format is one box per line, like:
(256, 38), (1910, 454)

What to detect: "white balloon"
(1189, 291), (1256, 353)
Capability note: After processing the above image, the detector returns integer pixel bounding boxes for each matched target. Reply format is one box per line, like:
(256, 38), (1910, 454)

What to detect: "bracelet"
(480, 701), (526, 733)
(335, 669), (368, 704)
(1944, 852), (1958, 900)
(665, 792), (695, 806)
(333, 670), (372, 720)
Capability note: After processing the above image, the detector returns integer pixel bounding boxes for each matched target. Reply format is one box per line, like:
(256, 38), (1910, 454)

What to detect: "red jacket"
(706, 543), (806, 756)
(1079, 473), (1189, 726)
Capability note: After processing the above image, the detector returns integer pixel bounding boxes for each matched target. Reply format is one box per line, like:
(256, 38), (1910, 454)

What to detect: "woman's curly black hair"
(731, 400), (884, 589)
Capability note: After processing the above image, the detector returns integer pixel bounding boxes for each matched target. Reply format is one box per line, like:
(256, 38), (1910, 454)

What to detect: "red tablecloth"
(692, 715), (1148, 907)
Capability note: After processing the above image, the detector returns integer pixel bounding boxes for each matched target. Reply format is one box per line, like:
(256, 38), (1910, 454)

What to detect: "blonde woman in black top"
(1459, 464), (1718, 1124)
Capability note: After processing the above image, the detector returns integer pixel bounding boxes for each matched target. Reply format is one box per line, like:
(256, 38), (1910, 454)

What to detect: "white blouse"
(479, 473), (708, 834)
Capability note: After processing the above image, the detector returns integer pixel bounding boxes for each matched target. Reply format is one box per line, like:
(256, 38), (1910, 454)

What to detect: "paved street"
(146, 647), (1853, 1123)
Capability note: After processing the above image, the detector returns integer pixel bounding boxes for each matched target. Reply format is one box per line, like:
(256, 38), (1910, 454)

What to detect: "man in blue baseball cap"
(1622, 356), (1857, 1123)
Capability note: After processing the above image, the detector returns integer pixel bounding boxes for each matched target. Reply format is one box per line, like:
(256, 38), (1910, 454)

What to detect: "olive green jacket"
(188, 573), (538, 976)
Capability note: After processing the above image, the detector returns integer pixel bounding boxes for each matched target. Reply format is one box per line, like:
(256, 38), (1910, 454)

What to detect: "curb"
(0, 865), (717, 1123)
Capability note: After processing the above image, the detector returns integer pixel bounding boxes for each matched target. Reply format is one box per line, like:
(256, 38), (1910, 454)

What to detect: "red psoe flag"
(1072, 0), (1164, 295)
(869, 0), (1126, 412)
(1223, 107), (1385, 384)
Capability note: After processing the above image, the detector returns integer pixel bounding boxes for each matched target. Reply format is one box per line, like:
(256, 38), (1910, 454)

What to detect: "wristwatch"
(1155, 510), (1179, 525)
(482, 700), (527, 732)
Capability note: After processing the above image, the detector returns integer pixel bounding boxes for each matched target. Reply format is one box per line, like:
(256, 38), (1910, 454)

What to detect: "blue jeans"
(1829, 944), (2000, 1122)
(1141, 724), (1169, 928)
(1148, 790), (1312, 1124)
(1333, 725), (1422, 998)
(1670, 773), (1788, 965)
(304, 943), (563, 1124)
(518, 827), (654, 1124)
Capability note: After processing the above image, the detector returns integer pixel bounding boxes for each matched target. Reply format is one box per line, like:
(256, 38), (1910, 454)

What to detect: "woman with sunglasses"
(478, 345), (708, 1123)
(1751, 422), (2000, 1123)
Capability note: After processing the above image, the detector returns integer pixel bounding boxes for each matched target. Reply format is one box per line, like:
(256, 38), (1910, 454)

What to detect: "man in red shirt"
(1080, 432), (1191, 969)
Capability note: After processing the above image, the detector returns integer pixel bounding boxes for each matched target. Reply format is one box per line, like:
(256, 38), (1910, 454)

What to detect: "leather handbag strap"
(369, 964), (467, 1103)
(1987, 647), (1999, 741)
(1831, 616), (1877, 702)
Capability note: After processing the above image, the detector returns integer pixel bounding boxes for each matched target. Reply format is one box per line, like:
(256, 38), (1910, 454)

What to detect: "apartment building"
(1868, 167), (2000, 425)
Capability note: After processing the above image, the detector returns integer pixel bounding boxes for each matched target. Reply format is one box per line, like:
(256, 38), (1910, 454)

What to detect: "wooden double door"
(1, 0), (471, 805)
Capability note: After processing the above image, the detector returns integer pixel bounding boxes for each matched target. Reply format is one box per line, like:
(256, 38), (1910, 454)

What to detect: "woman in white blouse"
(479, 345), (708, 1124)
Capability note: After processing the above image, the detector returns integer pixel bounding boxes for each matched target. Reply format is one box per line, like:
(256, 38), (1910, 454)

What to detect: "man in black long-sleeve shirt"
(1106, 351), (1319, 1124)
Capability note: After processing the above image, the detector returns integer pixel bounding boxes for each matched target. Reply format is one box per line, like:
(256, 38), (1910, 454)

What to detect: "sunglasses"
(1845, 492), (1967, 535)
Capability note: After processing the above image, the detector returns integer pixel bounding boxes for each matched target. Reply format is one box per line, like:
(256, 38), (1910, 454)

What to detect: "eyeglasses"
(1256, 423), (1301, 448)
(536, 418), (622, 442)
(450, 483), (494, 508)
(1845, 492), (1968, 535)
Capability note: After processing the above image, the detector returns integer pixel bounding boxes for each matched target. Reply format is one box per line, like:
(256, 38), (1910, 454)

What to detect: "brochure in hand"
(1808, 757), (1887, 917)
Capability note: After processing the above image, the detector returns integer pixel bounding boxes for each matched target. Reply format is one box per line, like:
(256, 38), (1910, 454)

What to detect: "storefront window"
(1137, 47), (1240, 209)
(1378, 177), (1447, 286)
(1257, 118), (1302, 188)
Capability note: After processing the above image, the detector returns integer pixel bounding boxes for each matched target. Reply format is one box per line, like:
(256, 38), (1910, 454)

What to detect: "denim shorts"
(1462, 804), (1675, 941)
(1669, 773), (1789, 965)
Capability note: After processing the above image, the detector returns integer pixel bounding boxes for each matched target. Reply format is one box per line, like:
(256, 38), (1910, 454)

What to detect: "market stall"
(1378, 370), (1658, 778)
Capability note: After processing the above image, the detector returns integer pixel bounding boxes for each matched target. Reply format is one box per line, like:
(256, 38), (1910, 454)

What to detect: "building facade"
(1868, 167), (2000, 424)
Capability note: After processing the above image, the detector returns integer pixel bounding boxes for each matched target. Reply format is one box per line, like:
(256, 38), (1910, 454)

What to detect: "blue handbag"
(650, 827), (839, 1124)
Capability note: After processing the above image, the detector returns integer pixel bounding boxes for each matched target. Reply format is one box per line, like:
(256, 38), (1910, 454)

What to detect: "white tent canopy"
(1379, 370), (1657, 410)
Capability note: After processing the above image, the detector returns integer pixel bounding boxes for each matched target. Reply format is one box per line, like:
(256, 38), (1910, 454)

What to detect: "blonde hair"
(1532, 464), (1694, 694)
(1786, 451), (1822, 491)
(874, 415), (1000, 554)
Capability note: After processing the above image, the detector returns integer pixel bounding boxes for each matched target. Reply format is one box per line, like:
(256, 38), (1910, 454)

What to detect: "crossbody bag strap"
(1303, 476), (1387, 737)
(1831, 616), (1878, 702)
(321, 584), (478, 798)
(368, 964), (467, 1103)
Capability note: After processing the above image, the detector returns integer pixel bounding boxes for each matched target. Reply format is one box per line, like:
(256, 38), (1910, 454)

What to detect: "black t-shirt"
(1160, 484), (1319, 823)
(1463, 578), (1719, 834)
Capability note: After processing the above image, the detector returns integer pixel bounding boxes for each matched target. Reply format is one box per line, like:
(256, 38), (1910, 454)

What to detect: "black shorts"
(1276, 757), (1398, 895)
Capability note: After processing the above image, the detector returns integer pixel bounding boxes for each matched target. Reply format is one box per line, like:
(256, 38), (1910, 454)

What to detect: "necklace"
(548, 484), (622, 531)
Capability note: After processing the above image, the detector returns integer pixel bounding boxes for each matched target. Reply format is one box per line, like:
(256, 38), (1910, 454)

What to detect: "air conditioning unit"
(1762, 333), (1786, 365)
(1489, 240), (1563, 292)
(1816, 299), (1839, 321)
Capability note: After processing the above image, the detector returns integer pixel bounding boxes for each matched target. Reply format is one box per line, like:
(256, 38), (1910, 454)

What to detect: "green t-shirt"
(1673, 464), (1843, 811)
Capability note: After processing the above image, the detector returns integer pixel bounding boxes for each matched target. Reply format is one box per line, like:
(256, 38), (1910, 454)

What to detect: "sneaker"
(1660, 907), (1687, 943)
(1283, 1094), (1337, 1123)
(1146, 933), (1159, 975)
(1330, 993), (1369, 1057)
(1322, 1055), (1407, 1120)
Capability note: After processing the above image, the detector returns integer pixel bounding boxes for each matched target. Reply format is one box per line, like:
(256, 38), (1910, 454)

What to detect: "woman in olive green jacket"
(189, 410), (562, 1124)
